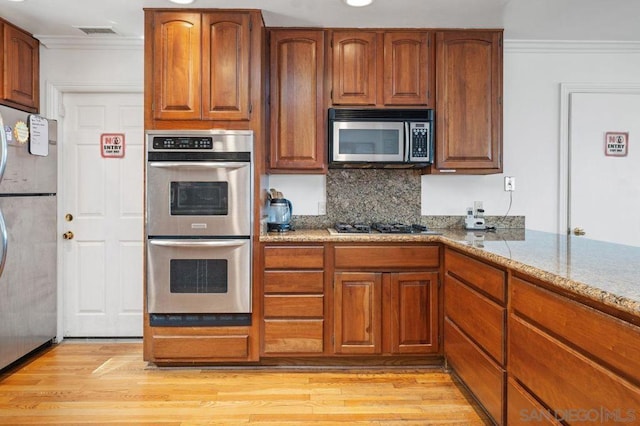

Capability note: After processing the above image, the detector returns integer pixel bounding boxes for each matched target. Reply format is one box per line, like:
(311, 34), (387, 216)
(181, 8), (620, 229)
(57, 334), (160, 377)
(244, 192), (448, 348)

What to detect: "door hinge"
(58, 99), (66, 117)
(249, 103), (253, 114)
(249, 19), (253, 32)
(499, 37), (503, 48)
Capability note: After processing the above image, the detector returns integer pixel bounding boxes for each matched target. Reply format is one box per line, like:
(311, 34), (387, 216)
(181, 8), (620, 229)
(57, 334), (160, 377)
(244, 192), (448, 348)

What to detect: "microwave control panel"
(408, 122), (431, 162)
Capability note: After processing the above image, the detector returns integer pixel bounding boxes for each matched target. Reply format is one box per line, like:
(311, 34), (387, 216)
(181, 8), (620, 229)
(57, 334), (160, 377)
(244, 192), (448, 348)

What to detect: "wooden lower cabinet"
(507, 378), (561, 425)
(148, 327), (251, 362)
(262, 245), (326, 356)
(445, 318), (505, 424)
(333, 271), (439, 355)
(444, 247), (507, 424)
(509, 275), (640, 423)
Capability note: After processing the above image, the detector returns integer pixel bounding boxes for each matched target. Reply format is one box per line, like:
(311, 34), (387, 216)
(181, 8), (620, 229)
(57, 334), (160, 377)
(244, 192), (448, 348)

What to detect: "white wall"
(38, 40), (144, 112)
(38, 40), (640, 233)
(272, 41), (640, 233)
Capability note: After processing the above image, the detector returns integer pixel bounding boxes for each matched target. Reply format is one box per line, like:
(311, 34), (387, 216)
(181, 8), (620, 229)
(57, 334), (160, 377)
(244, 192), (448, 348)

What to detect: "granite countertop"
(260, 228), (640, 318)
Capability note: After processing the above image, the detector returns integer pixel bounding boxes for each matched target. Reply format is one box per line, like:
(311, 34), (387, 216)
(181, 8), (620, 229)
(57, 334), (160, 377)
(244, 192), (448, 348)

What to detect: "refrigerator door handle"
(0, 208), (7, 278)
(0, 113), (7, 183)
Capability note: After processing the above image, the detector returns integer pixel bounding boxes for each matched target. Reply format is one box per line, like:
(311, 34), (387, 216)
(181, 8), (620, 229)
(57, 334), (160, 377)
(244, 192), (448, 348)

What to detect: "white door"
(569, 92), (640, 247)
(62, 92), (144, 336)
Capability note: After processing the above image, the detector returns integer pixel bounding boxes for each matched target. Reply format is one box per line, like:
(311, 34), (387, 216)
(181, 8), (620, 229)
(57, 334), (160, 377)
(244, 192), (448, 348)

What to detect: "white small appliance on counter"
(465, 202), (487, 230)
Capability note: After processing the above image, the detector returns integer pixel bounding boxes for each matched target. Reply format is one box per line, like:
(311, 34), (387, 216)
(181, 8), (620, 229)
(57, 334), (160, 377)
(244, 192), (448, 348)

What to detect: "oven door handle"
(147, 162), (247, 170)
(148, 239), (248, 248)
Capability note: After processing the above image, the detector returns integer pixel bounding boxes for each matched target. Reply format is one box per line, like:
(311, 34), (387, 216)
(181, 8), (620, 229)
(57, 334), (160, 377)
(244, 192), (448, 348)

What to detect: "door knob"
(63, 231), (74, 240)
(573, 227), (586, 236)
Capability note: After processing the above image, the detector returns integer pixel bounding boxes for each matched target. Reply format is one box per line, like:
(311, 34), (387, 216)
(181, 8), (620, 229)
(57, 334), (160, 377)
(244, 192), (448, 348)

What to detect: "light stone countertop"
(260, 228), (640, 318)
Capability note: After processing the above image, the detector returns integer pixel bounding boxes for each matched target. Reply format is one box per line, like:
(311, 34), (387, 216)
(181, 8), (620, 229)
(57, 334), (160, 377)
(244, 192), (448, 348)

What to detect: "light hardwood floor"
(0, 341), (490, 425)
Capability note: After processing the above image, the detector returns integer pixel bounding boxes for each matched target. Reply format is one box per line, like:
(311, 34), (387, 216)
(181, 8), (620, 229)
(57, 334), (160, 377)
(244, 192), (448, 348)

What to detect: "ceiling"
(2, 0), (640, 42)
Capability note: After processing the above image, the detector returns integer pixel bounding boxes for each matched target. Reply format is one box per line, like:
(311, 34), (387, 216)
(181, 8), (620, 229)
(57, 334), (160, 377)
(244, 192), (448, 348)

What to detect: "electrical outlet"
(504, 176), (516, 192)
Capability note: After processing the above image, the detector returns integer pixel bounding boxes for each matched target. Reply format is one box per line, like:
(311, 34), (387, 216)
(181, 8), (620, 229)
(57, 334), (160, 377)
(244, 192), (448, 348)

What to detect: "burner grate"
(334, 222), (429, 234)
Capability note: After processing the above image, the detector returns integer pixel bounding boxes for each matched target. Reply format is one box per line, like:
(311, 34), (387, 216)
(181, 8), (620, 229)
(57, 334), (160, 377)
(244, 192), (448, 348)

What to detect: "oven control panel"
(152, 136), (213, 150)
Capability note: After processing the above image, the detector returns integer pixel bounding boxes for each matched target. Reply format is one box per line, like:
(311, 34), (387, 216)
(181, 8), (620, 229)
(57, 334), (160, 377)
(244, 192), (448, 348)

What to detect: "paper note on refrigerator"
(28, 115), (49, 156)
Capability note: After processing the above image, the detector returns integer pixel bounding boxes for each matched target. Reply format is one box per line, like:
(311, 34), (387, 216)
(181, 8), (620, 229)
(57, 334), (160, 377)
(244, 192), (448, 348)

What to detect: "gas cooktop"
(333, 222), (431, 234)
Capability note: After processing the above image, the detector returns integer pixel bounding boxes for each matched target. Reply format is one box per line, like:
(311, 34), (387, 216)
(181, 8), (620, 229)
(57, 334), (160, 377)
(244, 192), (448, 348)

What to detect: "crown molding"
(36, 36), (143, 50)
(505, 39), (640, 54)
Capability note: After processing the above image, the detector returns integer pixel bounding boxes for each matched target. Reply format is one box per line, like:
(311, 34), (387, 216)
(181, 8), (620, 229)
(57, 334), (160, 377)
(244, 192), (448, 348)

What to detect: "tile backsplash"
(291, 169), (524, 230)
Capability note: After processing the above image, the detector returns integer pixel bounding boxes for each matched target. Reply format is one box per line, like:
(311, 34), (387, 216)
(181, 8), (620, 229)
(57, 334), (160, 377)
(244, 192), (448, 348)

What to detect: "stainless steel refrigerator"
(0, 104), (57, 370)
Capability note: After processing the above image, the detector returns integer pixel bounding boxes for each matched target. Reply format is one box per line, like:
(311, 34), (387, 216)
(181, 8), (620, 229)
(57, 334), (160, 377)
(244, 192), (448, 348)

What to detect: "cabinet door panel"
(445, 247), (506, 303)
(263, 271), (324, 294)
(334, 245), (439, 269)
(445, 274), (505, 364)
(383, 32), (431, 106)
(3, 24), (39, 111)
(269, 30), (326, 171)
(334, 272), (382, 354)
(152, 12), (201, 120)
(509, 314), (640, 416)
(435, 31), (502, 172)
(263, 320), (324, 354)
(264, 246), (324, 269)
(202, 12), (251, 120)
(390, 272), (439, 354)
(445, 318), (505, 425)
(511, 276), (640, 386)
(264, 295), (323, 318)
(332, 31), (377, 105)
(507, 378), (562, 426)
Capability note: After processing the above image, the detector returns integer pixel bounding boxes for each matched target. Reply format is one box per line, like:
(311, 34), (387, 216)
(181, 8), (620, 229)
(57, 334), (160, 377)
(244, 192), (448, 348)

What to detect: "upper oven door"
(147, 161), (250, 236)
(332, 121), (405, 163)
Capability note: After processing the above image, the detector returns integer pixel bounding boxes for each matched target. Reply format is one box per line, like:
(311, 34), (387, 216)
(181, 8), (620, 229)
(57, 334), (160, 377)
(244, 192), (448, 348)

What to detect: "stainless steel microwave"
(328, 108), (434, 168)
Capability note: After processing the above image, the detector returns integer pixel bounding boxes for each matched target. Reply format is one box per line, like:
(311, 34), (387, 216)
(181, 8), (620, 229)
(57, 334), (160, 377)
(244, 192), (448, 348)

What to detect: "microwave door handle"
(404, 122), (410, 162)
(148, 239), (247, 248)
(147, 162), (247, 170)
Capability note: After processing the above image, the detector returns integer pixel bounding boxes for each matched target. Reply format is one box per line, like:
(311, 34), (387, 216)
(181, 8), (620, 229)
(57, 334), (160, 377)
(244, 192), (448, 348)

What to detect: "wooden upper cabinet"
(434, 30), (503, 174)
(269, 29), (326, 172)
(383, 32), (432, 106)
(151, 12), (202, 120)
(147, 10), (252, 122)
(331, 31), (378, 105)
(331, 30), (433, 107)
(202, 12), (251, 121)
(1, 20), (39, 113)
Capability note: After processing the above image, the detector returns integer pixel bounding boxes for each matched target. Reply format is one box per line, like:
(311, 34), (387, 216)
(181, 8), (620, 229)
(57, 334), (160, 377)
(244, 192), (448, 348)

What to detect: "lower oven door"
(147, 238), (251, 314)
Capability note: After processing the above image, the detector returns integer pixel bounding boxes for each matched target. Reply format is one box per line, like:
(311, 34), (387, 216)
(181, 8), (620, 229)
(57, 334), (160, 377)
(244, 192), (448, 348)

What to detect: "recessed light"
(343, 0), (374, 7)
(169, 0), (195, 4)
(7, 0), (26, 3)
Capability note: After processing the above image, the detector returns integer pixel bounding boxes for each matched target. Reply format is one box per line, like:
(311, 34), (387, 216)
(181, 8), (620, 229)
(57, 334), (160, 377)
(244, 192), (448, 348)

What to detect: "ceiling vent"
(75, 26), (119, 36)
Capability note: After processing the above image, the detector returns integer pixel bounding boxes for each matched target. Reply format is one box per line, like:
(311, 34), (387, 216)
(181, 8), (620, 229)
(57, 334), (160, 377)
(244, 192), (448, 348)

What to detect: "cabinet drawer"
(509, 314), (640, 415)
(263, 320), (324, 353)
(152, 335), (249, 360)
(511, 276), (640, 385)
(507, 378), (561, 425)
(264, 246), (324, 269)
(264, 271), (324, 293)
(334, 245), (439, 269)
(445, 248), (506, 303)
(445, 275), (505, 365)
(445, 318), (505, 425)
(264, 295), (323, 318)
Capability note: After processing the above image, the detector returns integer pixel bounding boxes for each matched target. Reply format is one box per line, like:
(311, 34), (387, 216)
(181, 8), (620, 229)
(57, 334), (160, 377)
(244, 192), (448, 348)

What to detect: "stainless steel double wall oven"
(145, 130), (253, 327)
